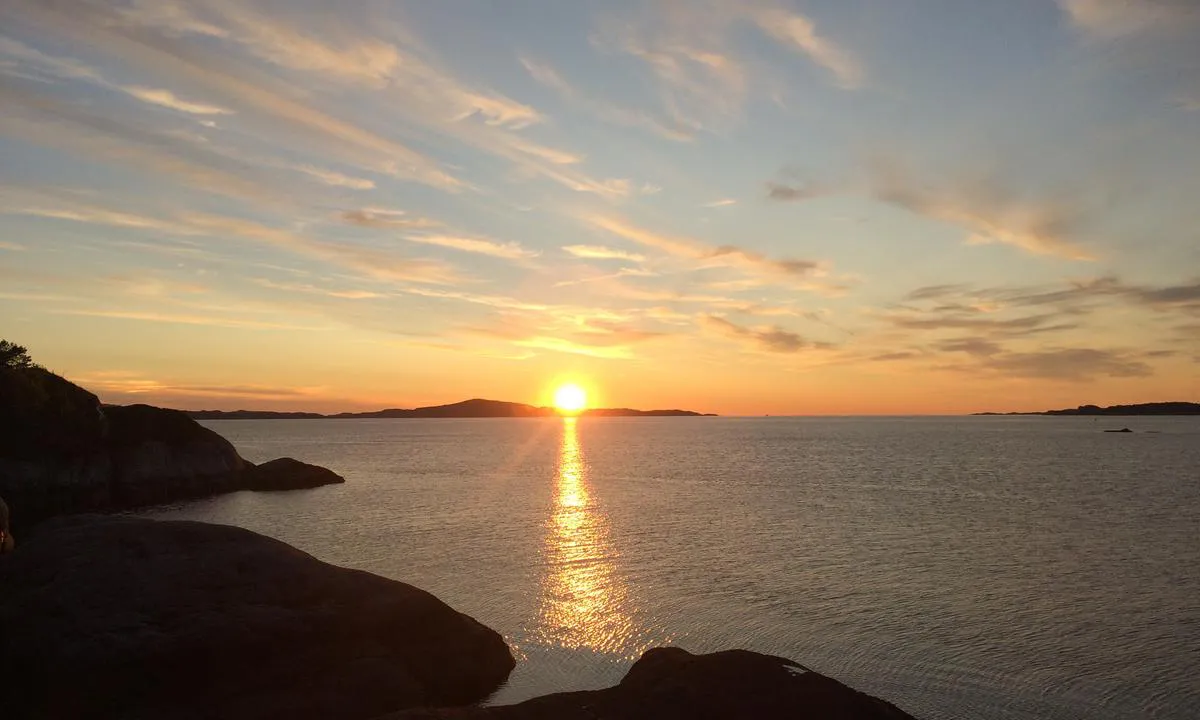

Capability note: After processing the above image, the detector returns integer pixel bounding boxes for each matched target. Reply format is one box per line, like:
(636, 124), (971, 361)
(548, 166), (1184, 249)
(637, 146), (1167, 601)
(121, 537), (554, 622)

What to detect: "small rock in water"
(243, 456), (345, 491)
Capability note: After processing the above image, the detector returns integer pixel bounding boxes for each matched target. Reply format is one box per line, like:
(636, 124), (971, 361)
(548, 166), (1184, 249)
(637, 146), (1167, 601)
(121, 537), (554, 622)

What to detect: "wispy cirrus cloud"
(179, 212), (465, 284)
(71, 369), (341, 409)
(552, 267), (656, 288)
(405, 234), (539, 260)
(906, 275), (1200, 316)
(0, 81), (292, 203)
(867, 157), (1097, 261)
(702, 315), (823, 353)
(766, 181), (828, 202)
(563, 244), (647, 262)
(119, 0), (540, 132)
(592, 0), (748, 135)
(871, 275), (1196, 380)
(512, 336), (635, 360)
(462, 316), (664, 360)
(120, 85), (231, 115)
(585, 215), (826, 284)
(0, 187), (205, 236)
(341, 208), (441, 229)
(3, 0), (653, 204)
(339, 207), (537, 260)
(0, 190), (465, 286)
(749, 6), (864, 89)
(2, 0), (463, 189)
(1056, 1), (1200, 109)
(520, 56), (696, 141)
(884, 311), (1076, 336)
(592, 0), (861, 138)
(936, 337), (1004, 357)
(1058, 0), (1198, 39)
(254, 278), (386, 300)
(403, 287), (549, 313)
(0, 36), (233, 115)
(51, 308), (321, 331)
(293, 166), (375, 190)
(963, 347), (1154, 380)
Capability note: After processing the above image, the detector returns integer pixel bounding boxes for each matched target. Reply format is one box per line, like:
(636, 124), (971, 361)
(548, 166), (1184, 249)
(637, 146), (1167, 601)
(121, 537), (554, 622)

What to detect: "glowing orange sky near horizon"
(1, 1), (1196, 415)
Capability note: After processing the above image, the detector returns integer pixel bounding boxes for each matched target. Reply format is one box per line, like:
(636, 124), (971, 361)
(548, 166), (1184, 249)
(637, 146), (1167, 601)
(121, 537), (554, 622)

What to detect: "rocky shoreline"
(1, 365), (917, 719)
(1, 516), (917, 720)
(0, 367), (343, 536)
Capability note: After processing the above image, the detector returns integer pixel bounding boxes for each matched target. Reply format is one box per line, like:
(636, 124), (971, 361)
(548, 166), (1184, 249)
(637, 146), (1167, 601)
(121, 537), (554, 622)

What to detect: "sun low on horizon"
(0, 0), (1196, 416)
(553, 384), (588, 415)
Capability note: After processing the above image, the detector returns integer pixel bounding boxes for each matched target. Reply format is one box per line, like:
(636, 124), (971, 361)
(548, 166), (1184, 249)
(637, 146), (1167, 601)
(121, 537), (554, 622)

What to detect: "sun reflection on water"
(535, 417), (639, 655)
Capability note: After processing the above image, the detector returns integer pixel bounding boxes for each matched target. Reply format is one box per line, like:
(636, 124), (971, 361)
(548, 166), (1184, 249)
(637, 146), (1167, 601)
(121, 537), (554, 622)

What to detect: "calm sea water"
(141, 416), (1200, 719)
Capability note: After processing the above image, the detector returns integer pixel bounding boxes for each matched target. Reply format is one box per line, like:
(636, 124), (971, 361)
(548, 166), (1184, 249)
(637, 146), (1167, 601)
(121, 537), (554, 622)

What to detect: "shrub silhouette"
(0, 340), (35, 370)
(0, 341), (105, 458)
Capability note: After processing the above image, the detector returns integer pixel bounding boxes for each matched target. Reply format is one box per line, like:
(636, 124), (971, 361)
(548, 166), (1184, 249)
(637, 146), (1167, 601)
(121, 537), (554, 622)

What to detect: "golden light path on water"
(535, 417), (644, 657)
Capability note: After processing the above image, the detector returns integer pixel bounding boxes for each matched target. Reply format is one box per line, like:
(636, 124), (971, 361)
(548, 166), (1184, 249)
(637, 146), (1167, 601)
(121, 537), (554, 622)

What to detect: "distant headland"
(185, 398), (717, 420)
(974, 402), (1200, 416)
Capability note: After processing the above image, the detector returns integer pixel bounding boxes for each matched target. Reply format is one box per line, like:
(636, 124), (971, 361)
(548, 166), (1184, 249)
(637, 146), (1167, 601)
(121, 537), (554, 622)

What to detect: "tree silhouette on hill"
(0, 340), (36, 370)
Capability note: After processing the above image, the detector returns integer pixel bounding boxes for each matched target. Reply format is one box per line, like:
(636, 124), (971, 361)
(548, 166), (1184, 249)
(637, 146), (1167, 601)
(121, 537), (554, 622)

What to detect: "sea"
(139, 416), (1200, 719)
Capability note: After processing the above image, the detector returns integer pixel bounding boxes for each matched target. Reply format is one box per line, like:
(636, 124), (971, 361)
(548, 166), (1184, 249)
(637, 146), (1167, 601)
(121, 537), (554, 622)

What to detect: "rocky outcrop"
(384, 648), (916, 720)
(0, 403), (246, 534)
(0, 368), (342, 534)
(385, 647), (917, 720)
(244, 457), (346, 491)
(106, 403), (248, 505)
(384, 647), (916, 720)
(0, 516), (515, 720)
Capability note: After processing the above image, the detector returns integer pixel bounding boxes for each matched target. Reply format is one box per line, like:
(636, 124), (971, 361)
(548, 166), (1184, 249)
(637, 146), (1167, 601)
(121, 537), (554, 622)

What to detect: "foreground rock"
(244, 457), (345, 491)
(386, 647), (916, 720)
(0, 517), (515, 720)
(0, 366), (342, 534)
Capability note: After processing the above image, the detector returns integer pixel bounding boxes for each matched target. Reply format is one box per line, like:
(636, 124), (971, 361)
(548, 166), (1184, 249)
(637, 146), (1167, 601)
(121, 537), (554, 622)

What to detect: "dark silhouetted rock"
(244, 457), (345, 491)
(1, 367), (344, 534)
(0, 494), (11, 554)
(0, 366), (106, 458)
(384, 647), (917, 720)
(0, 400), (246, 534)
(104, 404), (247, 506)
(0, 516), (514, 720)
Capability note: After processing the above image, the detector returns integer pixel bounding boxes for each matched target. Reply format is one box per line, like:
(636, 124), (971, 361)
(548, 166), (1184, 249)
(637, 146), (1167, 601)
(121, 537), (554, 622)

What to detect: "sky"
(0, 0), (1197, 415)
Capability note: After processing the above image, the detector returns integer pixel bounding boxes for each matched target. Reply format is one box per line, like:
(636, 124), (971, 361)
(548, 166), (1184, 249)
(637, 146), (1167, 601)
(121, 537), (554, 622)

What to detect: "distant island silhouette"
(185, 398), (717, 420)
(974, 402), (1200, 416)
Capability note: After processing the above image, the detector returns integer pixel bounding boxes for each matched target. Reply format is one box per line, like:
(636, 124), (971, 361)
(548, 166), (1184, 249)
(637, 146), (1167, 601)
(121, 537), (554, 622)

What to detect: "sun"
(553, 383), (588, 414)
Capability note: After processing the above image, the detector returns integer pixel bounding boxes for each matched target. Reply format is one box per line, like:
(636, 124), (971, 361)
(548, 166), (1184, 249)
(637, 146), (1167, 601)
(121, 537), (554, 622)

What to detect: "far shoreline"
(972, 401), (1199, 417)
(182, 397), (717, 420)
(179, 400), (1199, 420)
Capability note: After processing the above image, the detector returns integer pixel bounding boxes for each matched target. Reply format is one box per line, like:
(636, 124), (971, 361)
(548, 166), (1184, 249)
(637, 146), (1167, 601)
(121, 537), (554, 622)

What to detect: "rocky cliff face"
(0, 368), (340, 534)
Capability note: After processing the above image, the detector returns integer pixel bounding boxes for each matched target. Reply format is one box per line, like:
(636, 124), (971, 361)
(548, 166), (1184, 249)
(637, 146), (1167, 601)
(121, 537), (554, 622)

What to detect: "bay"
(142, 416), (1200, 719)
